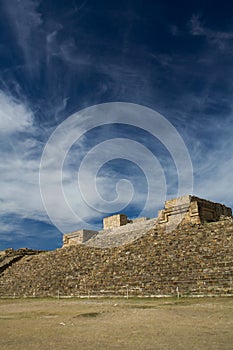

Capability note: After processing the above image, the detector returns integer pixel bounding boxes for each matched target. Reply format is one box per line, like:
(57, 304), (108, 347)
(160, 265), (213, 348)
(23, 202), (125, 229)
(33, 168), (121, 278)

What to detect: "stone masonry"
(0, 195), (232, 297)
(63, 216), (153, 248)
(63, 195), (232, 247)
(157, 195), (232, 228)
(63, 229), (98, 247)
(0, 217), (232, 297)
(103, 213), (128, 229)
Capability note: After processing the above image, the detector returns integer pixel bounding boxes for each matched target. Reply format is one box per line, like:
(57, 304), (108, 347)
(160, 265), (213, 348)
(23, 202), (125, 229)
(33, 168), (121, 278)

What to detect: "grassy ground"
(0, 297), (232, 350)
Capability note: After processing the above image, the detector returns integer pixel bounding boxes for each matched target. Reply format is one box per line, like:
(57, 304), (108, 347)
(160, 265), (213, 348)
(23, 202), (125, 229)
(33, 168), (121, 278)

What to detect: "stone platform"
(63, 195), (232, 247)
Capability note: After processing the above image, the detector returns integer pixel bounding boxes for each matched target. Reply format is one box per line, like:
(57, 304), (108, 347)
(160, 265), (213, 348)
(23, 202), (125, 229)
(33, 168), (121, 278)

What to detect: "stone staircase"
(85, 218), (156, 248)
(0, 218), (232, 297)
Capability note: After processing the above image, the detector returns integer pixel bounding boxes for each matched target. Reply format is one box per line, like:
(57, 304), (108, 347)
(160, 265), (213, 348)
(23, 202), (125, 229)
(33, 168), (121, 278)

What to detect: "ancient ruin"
(157, 195), (232, 227)
(63, 195), (232, 247)
(103, 213), (128, 229)
(63, 229), (98, 247)
(0, 195), (232, 298)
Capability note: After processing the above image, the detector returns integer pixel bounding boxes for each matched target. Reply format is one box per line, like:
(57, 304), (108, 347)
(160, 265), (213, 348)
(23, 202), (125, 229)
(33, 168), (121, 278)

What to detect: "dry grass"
(0, 297), (232, 350)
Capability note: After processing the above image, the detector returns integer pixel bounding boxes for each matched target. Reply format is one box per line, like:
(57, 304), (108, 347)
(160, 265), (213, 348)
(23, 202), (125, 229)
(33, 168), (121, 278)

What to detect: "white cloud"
(0, 91), (44, 222)
(195, 159), (233, 206)
(0, 91), (33, 133)
(0, 92), (232, 240)
(0, 97), (160, 234)
(184, 112), (233, 208)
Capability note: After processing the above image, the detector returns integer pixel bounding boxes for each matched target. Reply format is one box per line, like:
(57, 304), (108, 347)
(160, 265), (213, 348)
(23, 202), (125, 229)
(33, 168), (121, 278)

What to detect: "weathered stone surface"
(63, 216), (154, 248)
(0, 196), (232, 297)
(63, 230), (98, 247)
(63, 195), (232, 247)
(85, 218), (156, 248)
(158, 195), (232, 228)
(0, 218), (232, 297)
(103, 214), (128, 229)
(0, 248), (44, 274)
(131, 217), (150, 223)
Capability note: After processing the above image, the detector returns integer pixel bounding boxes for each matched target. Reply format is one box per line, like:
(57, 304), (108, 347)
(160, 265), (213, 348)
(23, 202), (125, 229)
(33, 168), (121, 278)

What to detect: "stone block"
(63, 229), (98, 247)
(131, 217), (150, 223)
(103, 214), (128, 229)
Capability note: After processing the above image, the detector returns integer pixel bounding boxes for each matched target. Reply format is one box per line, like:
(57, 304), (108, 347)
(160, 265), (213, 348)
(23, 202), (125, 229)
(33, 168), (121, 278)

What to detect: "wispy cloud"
(0, 92), (167, 237)
(177, 107), (233, 207)
(3, 0), (43, 73)
(190, 14), (233, 50)
(46, 30), (90, 68)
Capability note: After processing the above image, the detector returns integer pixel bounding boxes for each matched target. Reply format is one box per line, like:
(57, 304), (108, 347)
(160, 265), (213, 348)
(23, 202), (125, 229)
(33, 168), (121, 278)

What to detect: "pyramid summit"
(62, 195), (232, 248)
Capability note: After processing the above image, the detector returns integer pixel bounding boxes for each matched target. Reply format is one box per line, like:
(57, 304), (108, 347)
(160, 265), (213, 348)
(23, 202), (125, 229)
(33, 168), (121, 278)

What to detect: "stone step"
(86, 219), (156, 248)
(0, 218), (232, 297)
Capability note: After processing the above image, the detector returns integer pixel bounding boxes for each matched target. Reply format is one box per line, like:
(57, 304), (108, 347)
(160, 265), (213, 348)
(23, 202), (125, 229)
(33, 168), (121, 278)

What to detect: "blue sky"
(0, 0), (233, 250)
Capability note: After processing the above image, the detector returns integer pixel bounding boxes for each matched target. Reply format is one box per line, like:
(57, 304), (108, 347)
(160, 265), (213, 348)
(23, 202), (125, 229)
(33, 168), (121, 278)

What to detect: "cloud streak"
(190, 14), (233, 50)
(3, 0), (43, 73)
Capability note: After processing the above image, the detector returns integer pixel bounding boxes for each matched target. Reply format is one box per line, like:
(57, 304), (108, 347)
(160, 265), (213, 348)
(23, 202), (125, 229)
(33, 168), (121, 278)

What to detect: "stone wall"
(0, 217), (232, 297)
(63, 230), (98, 247)
(158, 195), (232, 228)
(131, 217), (150, 224)
(63, 196), (231, 247)
(197, 197), (232, 222)
(103, 214), (128, 229)
(63, 216), (152, 247)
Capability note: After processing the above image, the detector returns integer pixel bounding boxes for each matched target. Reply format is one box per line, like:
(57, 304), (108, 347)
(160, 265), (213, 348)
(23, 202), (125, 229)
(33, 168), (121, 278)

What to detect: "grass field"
(0, 297), (232, 350)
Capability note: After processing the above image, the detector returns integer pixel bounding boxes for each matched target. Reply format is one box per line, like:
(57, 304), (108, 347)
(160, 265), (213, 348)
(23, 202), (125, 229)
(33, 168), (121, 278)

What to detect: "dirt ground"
(0, 297), (232, 350)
